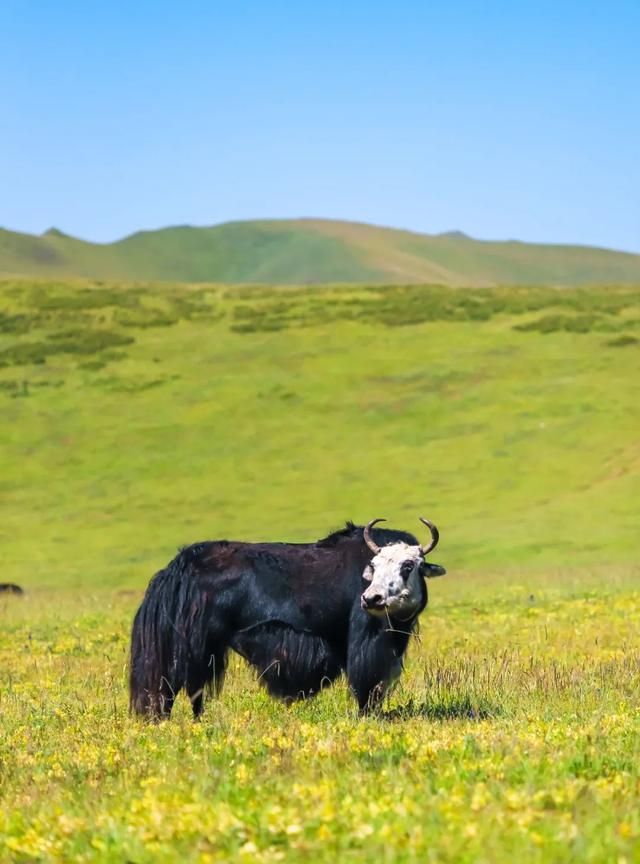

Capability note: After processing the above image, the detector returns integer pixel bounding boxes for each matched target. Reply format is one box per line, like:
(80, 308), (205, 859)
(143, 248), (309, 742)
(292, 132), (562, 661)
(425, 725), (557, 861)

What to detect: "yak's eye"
(401, 561), (415, 578)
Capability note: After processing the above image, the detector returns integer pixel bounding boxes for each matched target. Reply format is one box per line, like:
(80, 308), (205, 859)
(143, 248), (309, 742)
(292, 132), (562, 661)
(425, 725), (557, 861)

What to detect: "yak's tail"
(129, 546), (212, 719)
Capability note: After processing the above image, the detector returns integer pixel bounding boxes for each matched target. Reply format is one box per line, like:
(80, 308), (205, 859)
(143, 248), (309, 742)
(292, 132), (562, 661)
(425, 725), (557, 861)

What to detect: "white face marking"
(361, 543), (426, 619)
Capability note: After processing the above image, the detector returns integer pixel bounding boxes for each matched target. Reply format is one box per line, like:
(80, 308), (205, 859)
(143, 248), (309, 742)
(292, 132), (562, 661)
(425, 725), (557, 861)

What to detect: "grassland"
(3, 218), (640, 285)
(1, 278), (639, 862)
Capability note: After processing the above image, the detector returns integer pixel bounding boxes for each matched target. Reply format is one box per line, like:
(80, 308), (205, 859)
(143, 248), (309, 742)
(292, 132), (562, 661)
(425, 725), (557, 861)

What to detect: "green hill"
(2, 218), (640, 284)
(1, 277), (639, 588)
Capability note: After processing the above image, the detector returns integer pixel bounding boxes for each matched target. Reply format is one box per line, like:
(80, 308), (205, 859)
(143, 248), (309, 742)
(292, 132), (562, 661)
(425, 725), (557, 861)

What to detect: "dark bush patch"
(78, 350), (128, 371)
(0, 312), (35, 335)
(226, 284), (640, 335)
(0, 380), (28, 397)
(228, 284), (574, 333)
(0, 330), (134, 368)
(0, 342), (51, 367)
(99, 350), (128, 362)
(47, 330), (134, 355)
(231, 320), (288, 333)
(78, 359), (108, 371)
(31, 379), (64, 389)
(1, 378), (66, 394)
(607, 334), (638, 347)
(169, 296), (221, 321)
(26, 286), (143, 311)
(95, 375), (171, 393)
(114, 309), (180, 328)
(514, 313), (618, 334)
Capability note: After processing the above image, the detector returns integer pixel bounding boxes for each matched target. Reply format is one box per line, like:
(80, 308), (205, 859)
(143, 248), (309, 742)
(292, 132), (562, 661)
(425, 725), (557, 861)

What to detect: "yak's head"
(361, 517), (446, 620)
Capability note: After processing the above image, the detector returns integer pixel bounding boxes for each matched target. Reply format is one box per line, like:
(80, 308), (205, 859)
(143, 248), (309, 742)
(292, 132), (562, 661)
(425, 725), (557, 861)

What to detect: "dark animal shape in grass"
(0, 583), (24, 595)
(130, 518), (446, 719)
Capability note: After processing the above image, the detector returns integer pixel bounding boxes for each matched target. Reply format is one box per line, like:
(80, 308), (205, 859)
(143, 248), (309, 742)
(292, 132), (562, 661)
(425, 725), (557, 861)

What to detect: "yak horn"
(418, 517), (440, 556)
(363, 518), (386, 554)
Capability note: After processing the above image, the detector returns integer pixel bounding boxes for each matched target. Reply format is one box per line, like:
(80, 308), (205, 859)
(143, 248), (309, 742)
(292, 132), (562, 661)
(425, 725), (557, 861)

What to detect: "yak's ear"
(361, 564), (374, 583)
(423, 562), (446, 578)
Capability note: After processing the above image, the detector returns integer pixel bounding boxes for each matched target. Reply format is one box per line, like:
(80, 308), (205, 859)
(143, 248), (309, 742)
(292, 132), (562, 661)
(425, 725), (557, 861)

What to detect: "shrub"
(607, 335), (638, 348)
(0, 330), (134, 367)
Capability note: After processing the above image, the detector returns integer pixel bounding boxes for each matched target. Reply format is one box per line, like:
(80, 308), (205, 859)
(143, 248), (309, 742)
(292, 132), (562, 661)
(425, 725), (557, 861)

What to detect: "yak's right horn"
(363, 518), (386, 554)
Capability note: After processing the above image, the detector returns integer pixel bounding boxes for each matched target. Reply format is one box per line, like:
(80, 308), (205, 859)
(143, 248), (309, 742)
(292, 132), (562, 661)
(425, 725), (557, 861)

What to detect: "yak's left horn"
(418, 517), (439, 556)
(363, 518), (386, 554)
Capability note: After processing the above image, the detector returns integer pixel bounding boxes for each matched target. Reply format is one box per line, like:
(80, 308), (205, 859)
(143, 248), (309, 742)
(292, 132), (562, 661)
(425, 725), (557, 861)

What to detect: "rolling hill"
(1, 218), (640, 285)
(2, 278), (639, 588)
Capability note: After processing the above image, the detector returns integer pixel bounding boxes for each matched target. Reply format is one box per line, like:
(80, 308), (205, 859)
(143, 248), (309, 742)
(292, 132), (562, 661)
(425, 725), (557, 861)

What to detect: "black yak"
(130, 517), (445, 718)
(0, 583), (24, 595)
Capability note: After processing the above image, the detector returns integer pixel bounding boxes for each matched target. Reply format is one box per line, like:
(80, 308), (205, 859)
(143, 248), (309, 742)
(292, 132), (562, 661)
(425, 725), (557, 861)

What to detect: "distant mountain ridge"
(1, 218), (639, 285)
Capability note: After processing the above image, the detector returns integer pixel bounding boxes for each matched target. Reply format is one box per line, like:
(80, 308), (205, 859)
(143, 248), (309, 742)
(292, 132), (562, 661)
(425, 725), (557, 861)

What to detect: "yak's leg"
(357, 675), (400, 715)
(157, 677), (180, 719)
(147, 656), (184, 720)
(346, 611), (403, 715)
(186, 645), (228, 719)
(185, 670), (207, 719)
(349, 667), (396, 715)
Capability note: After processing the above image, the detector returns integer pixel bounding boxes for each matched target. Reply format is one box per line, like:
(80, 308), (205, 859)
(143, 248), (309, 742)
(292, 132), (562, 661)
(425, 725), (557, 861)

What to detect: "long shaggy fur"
(130, 522), (428, 719)
(231, 623), (342, 700)
(129, 546), (225, 717)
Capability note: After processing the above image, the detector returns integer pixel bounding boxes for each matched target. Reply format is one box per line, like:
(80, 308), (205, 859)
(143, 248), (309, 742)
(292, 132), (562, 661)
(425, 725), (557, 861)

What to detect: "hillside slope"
(1, 279), (639, 588)
(2, 218), (640, 284)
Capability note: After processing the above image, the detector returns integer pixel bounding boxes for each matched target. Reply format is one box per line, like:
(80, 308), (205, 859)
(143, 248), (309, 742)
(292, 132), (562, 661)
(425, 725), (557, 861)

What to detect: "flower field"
(2, 576), (640, 862)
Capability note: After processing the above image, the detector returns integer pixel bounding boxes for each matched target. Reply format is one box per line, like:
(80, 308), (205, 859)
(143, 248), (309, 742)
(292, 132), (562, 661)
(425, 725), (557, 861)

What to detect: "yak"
(0, 583), (24, 595)
(129, 517), (445, 719)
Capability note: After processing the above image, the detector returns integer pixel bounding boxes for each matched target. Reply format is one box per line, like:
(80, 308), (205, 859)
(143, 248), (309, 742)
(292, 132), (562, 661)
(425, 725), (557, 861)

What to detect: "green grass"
(1, 278), (640, 861)
(1, 279), (639, 587)
(2, 218), (640, 285)
(2, 578), (639, 862)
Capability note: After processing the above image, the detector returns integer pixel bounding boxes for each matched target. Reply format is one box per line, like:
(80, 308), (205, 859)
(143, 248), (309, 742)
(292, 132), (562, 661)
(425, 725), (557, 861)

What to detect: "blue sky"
(1, 0), (638, 251)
